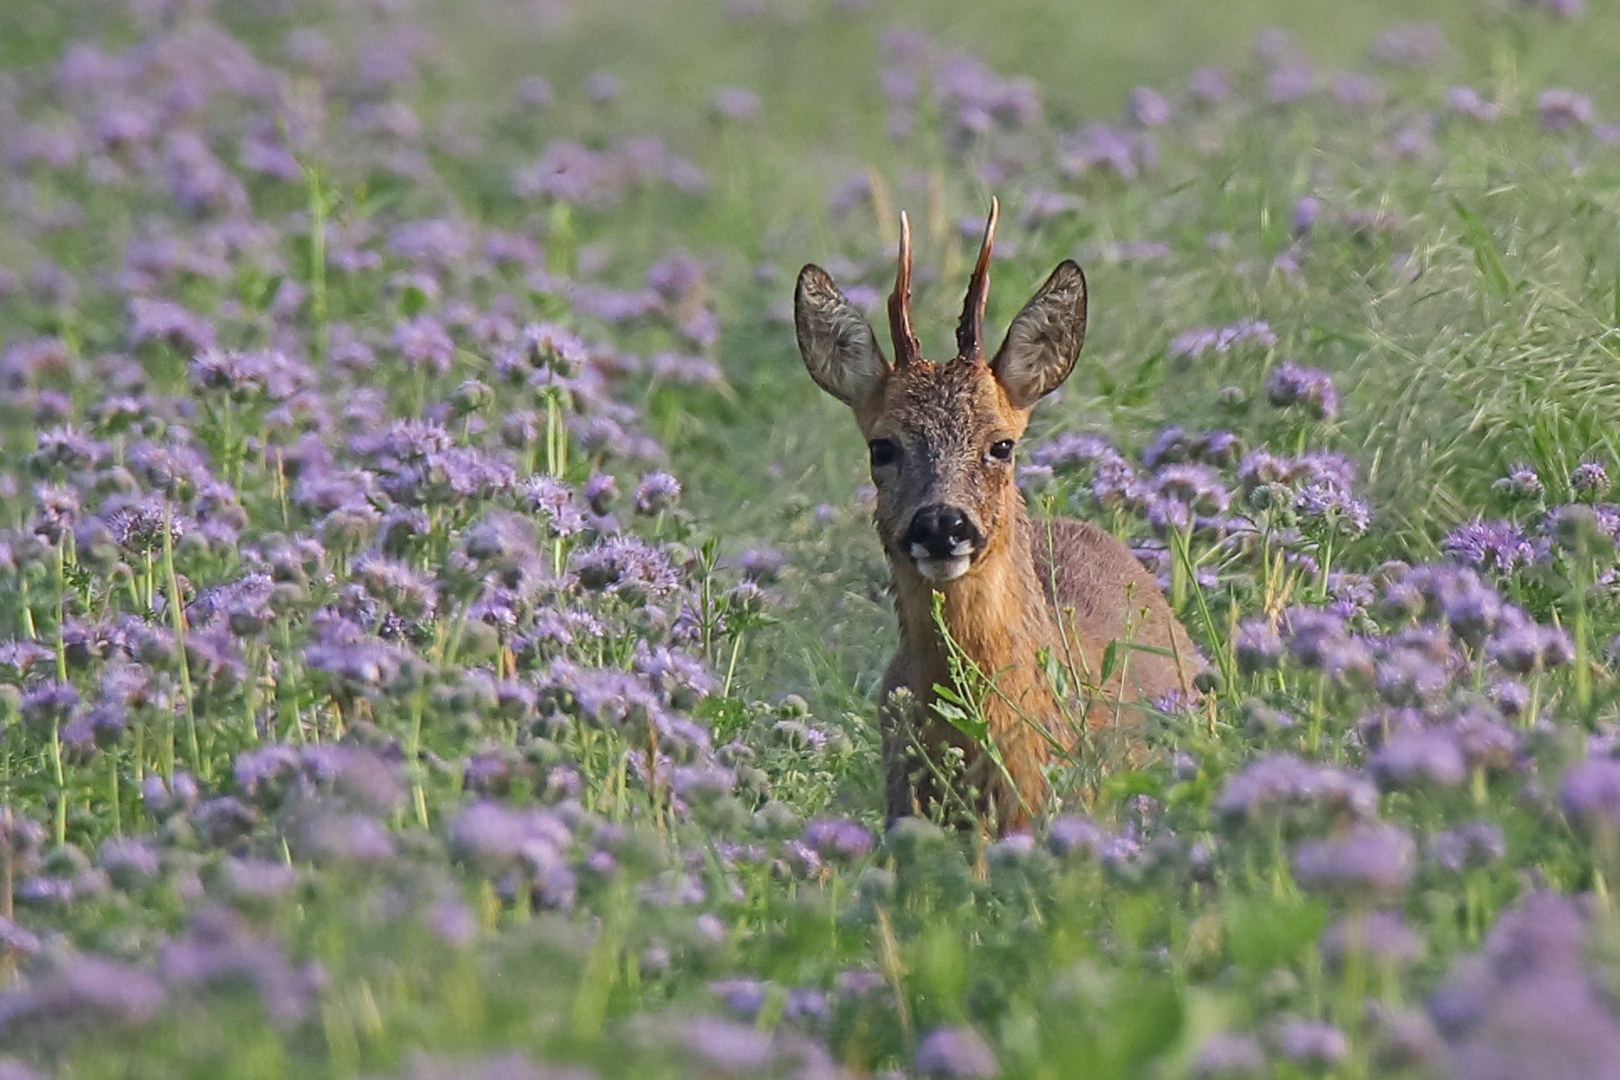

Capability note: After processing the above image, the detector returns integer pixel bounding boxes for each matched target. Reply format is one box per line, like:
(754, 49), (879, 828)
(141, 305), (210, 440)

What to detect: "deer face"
(794, 201), (1089, 585)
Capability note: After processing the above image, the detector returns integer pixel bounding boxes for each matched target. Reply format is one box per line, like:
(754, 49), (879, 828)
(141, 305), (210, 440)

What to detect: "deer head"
(794, 199), (1089, 585)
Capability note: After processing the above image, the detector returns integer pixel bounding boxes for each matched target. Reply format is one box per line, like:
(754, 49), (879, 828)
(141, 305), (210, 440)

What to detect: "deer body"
(795, 200), (1196, 832)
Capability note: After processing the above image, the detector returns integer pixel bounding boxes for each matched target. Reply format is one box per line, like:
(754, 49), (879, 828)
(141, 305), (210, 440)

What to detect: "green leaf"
(931, 691), (988, 744)
(1103, 982), (1185, 1077)
(401, 284), (429, 317)
(1223, 895), (1328, 973)
(1100, 769), (1164, 803)
(1451, 197), (1515, 296)
(1116, 350), (1166, 407)
(1099, 639), (1119, 684)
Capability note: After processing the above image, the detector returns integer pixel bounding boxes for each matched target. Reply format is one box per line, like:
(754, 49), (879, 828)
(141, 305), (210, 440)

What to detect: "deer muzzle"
(903, 504), (984, 583)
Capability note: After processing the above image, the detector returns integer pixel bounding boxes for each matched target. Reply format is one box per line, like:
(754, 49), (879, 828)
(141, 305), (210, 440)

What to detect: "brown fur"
(794, 205), (1197, 834)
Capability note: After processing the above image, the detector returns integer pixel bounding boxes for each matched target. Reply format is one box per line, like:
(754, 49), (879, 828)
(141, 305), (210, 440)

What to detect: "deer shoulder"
(1026, 515), (1192, 703)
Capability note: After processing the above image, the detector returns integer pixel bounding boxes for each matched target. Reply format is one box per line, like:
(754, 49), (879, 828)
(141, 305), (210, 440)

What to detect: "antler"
(887, 211), (921, 368)
(955, 197), (999, 361)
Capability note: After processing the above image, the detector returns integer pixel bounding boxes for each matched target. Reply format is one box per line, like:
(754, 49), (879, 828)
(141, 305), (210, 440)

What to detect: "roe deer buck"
(793, 198), (1197, 833)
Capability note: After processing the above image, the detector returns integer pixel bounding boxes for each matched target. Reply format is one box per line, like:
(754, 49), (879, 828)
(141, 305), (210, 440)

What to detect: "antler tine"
(955, 196), (999, 361)
(887, 211), (921, 367)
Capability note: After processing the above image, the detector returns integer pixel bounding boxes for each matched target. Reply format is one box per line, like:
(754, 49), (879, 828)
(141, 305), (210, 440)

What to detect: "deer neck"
(892, 500), (1056, 708)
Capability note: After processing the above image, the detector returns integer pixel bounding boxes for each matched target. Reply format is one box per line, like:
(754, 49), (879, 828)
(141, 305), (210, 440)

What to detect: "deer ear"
(795, 264), (889, 409)
(990, 260), (1087, 410)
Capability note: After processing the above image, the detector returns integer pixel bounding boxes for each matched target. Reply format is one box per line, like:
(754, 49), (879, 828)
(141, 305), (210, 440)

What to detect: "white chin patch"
(915, 556), (972, 583)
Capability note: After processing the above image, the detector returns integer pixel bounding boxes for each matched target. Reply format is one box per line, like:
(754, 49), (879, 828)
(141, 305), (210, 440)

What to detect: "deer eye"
(988, 439), (1015, 463)
(869, 438), (900, 468)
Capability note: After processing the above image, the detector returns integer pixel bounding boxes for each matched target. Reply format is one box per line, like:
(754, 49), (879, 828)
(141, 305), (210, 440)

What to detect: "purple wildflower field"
(1, 0), (1620, 1077)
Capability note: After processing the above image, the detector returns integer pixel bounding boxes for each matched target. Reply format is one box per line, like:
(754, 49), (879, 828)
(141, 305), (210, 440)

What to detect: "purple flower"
(1493, 462), (1544, 500)
(645, 252), (705, 304)
(1292, 194), (1324, 237)
(1169, 318), (1276, 362)
(389, 218), (474, 268)
(522, 475), (587, 537)
(682, 1017), (772, 1074)
(517, 323), (587, 377)
(802, 818), (873, 863)
(1215, 754), (1378, 824)
(1126, 87), (1172, 127)
(1234, 619), (1284, 672)
(1190, 1032), (1267, 1078)
(512, 140), (614, 204)
(1091, 451), (1147, 511)
(99, 838), (161, 889)
(393, 315), (455, 375)
(353, 554), (439, 619)
(1536, 0), (1585, 17)
(1388, 566), (1509, 643)
(19, 681), (78, 731)
(448, 801), (570, 873)
(709, 977), (768, 1018)
(1561, 758), (1620, 831)
(129, 297), (216, 353)
(1450, 711), (1520, 772)
(1268, 65), (1314, 104)
(1280, 607), (1347, 668)
(1431, 893), (1620, 1079)
(1320, 910), (1424, 967)
(223, 858), (297, 901)
(633, 642), (715, 708)
(1244, 702), (1297, 736)
(1489, 620), (1573, 674)
(1293, 823), (1416, 902)
(513, 74), (554, 107)
(1546, 503), (1620, 557)
(0, 917), (43, 963)
(1153, 463), (1231, 515)
(633, 471), (682, 514)
(1276, 1018), (1350, 1069)
(1431, 821), (1506, 872)
(1445, 519), (1534, 573)
(1046, 815), (1106, 858)
(1369, 23), (1444, 68)
(1333, 73), (1383, 110)
(1266, 361), (1338, 420)
(915, 1025), (998, 1079)
(0, 955), (166, 1034)
(1489, 679), (1532, 719)
(1373, 649), (1450, 707)
(296, 812), (395, 865)
(572, 536), (678, 599)
(586, 70), (621, 103)
(1570, 460), (1610, 498)
(1057, 123), (1156, 181)
(1538, 89), (1594, 132)
(1370, 729), (1466, 790)
(1446, 86), (1500, 123)
(1187, 67), (1230, 103)
(1030, 432), (1114, 471)
(711, 87), (761, 121)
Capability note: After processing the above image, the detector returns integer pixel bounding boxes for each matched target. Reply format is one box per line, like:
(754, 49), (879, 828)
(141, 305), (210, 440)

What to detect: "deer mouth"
(909, 540), (976, 583)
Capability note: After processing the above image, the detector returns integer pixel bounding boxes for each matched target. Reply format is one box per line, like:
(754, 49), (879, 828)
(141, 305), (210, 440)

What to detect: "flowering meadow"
(3, 0), (1620, 1076)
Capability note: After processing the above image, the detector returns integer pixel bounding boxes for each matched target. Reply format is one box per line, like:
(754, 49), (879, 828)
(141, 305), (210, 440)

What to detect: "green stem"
(108, 753), (121, 837)
(1574, 559), (1592, 713)
(723, 632), (744, 698)
(305, 164), (330, 359)
(52, 541), (69, 846)
(163, 503), (205, 782)
(50, 718), (66, 847)
(408, 692), (429, 830)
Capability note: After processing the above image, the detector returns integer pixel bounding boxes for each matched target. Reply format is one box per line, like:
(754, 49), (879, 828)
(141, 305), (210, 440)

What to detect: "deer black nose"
(904, 505), (983, 560)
